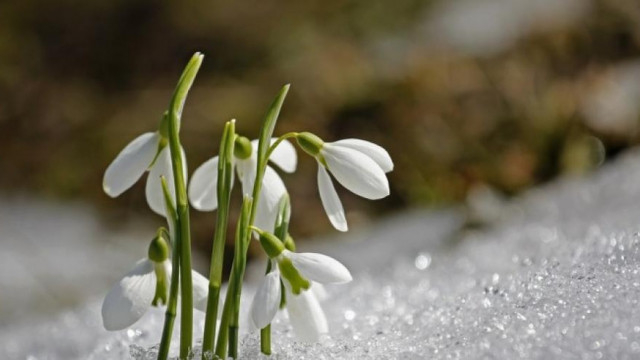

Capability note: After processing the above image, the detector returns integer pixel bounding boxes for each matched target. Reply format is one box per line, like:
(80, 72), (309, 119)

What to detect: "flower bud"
(296, 132), (324, 157)
(234, 135), (253, 159)
(148, 230), (170, 263)
(258, 230), (285, 258)
(284, 234), (296, 252)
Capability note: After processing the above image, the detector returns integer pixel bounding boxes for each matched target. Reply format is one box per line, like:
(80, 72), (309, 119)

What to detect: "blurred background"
(2, 0), (640, 325)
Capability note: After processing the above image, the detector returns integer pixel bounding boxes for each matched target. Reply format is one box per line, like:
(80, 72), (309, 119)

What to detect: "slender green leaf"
(169, 53), (204, 121)
(255, 84), (290, 180)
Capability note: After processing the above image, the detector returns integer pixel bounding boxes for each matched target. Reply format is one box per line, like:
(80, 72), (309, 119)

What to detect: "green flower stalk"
(214, 84), (290, 358)
(260, 194), (291, 355)
(158, 177), (179, 360)
(214, 196), (251, 358)
(201, 119), (236, 357)
(166, 52), (204, 358)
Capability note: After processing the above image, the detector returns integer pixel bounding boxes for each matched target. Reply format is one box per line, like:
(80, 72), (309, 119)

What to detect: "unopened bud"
(148, 229), (170, 263)
(296, 132), (324, 157)
(284, 234), (296, 252)
(258, 230), (285, 258)
(234, 135), (252, 159)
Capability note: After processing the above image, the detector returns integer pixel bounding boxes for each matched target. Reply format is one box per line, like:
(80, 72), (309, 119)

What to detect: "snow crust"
(5, 149), (640, 359)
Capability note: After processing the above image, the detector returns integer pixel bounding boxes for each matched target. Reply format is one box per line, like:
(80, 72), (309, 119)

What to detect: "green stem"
(229, 201), (251, 358)
(259, 259), (273, 355)
(202, 120), (236, 358)
(266, 132), (299, 160)
(260, 325), (271, 355)
(214, 272), (235, 358)
(167, 52), (203, 359)
(259, 195), (291, 355)
(215, 197), (251, 358)
(158, 178), (180, 360)
(216, 84), (290, 358)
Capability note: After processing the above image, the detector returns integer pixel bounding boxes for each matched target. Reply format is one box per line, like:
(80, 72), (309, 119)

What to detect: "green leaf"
(273, 193), (291, 240)
(169, 52), (204, 121)
(256, 84), (290, 173)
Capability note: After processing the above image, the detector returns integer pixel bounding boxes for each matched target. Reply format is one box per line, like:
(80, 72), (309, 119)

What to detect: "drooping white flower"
(284, 283), (328, 342)
(101, 258), (209, 331)
(102, 131), (186, 217)
(297, 133), (393, 232)
(249, 248), (351, 342)
(188, 137), (296, 232)
(249, 266), (282, 330)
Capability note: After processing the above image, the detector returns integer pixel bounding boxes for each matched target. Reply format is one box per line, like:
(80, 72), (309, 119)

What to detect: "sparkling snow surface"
(5, 149), (640, 359)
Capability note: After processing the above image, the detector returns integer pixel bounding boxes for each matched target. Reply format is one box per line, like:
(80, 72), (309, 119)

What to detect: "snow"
(4, 148), (640, 359)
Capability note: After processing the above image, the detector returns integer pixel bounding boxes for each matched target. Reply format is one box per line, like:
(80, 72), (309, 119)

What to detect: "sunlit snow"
(4, 148), (640, 359)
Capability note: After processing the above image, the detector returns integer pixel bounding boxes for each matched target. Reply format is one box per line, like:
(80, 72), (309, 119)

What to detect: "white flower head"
(101, 237), (209, 331)
(102, 127), (186, 217)
(284, 282), (328, 342)
(249, 238), (351, 342)
(250, 264), (282, 330)
(188, 137), (296, 232)
(296, 133), (393, 232)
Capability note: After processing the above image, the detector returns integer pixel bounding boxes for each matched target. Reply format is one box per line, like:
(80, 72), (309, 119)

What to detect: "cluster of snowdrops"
(99, 53), (393, 359)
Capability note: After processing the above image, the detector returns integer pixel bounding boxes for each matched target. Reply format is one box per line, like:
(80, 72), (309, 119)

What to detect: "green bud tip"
(148, 230), (170, 263)
(256, 228), (285, 258)
(234, 135), (253, 159)
(296, 132), (324, 158)
(284, 234), (296, 252)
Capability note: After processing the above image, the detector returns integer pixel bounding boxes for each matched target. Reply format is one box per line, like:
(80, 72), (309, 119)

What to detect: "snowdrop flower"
(188, 135), (297, 231)
(102, 117), (186, 217)
(101, 233), (209, 331)
(250, 231), (352, 342)
(296, 132), (393, 231)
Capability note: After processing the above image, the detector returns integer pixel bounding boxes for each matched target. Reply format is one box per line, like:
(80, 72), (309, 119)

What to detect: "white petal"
(236, 157), (257, 197)
(286, 288), (328, 342)
(310, 282), (328, 302)
(332, 139), (393, 173)
(254, 166), (288, 233)
(250, 270), (282, 329)
(101, 259), (156, 331)
(249, 138), (298, 173)
(286, 250), (352, 284)
(103, 132), (160, 197)
(146, 146), (188, 216)
(161, 260), (172, 295)
(322, 145), (389, 200)
(162, 261), (208, 312)
(188, 156), (219, 211)
(317, 165), (348, 232)
(191, 269), (210, 312)
(268, 139), (297, 173)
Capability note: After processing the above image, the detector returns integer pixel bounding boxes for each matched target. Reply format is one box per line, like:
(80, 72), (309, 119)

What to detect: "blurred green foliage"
(2, 0), (640, 253)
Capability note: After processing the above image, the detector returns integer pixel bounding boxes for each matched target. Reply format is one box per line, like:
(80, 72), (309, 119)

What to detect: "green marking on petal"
(278, 257), (310, 295)
(152, 262), (169, 306)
